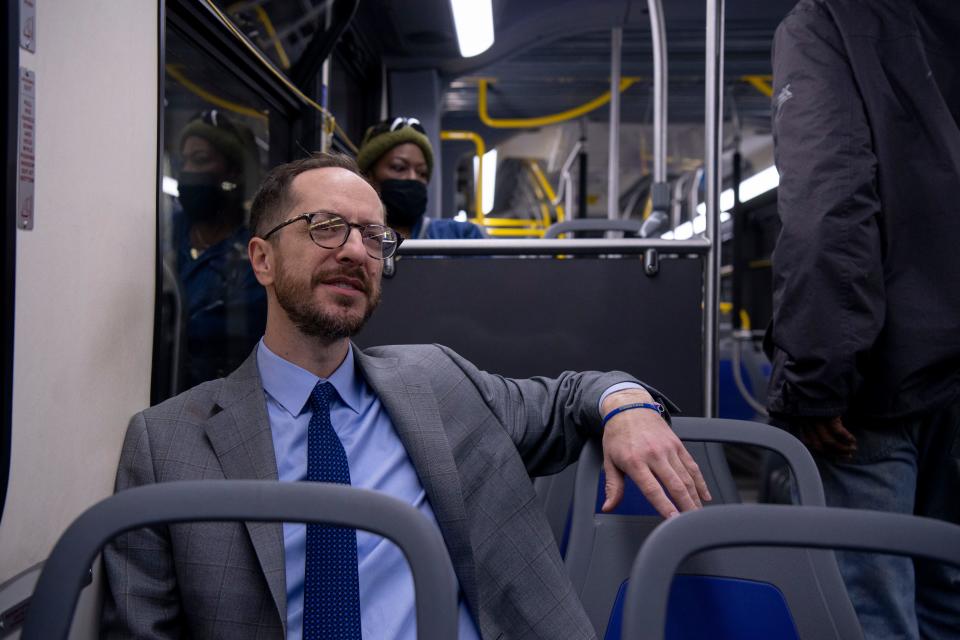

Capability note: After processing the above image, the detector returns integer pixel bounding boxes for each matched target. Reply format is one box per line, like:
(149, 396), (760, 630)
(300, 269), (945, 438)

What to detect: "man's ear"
(249, 236), (274, 286)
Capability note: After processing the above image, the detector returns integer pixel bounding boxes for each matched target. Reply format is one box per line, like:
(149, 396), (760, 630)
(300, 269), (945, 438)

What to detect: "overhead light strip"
(449, 0), (494, 57)
(663, 165), (779, 239)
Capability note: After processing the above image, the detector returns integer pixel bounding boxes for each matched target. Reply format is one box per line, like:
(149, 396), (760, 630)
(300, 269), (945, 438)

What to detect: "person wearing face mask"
(171, 110), (266, 389)
(356, 116), (487, 240)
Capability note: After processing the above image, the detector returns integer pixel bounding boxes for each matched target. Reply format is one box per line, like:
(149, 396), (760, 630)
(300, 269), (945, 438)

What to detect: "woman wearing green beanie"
(357, 117), (486, 240)
(171, 109), (266, 389)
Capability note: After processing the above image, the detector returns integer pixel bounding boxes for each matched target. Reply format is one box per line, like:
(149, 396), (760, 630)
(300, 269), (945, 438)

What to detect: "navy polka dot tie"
(303, 381), (362, 639)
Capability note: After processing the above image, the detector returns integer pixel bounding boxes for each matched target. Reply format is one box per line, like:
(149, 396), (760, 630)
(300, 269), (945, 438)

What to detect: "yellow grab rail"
(475, 217), (543, 227)
(206, 0), (358, 152)
(481, 227), (546, 238)
(165, 65), (268, 122)
(253, 6), (291, 70)
(742, 75), (774, 98)
(440, 130), (486, 225)
(528, 160), (565, 223)
(473, 215), (546, 238)
(478, 77), (639, 129)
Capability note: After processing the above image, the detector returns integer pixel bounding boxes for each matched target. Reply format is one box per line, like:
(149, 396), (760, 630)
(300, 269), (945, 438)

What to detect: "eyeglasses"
(367, 116), (426, 139)
(261, 211), (402, 260)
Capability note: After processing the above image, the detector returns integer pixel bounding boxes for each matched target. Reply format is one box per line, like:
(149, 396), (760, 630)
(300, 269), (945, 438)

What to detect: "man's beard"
(273, 260), (381, 341)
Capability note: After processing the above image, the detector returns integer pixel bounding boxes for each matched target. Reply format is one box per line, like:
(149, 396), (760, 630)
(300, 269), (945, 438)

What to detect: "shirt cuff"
(598, 382), (645, 413)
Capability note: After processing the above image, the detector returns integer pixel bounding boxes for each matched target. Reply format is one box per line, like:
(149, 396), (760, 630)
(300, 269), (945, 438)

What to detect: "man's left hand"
(600, 389), (712, 518)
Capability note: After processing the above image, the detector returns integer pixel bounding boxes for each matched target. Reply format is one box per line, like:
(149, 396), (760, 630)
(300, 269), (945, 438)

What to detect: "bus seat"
(544, 219), (644, 239)
(622, 505), (960, 639)
(536, 436), (737, 558)
(534, 462), (580, 555)
(23, 481), (458, 640)
(565, 417), (859, 639)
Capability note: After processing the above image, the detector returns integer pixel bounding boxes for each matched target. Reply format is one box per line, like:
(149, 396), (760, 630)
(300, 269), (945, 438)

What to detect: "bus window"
(156, 27), (272, 400)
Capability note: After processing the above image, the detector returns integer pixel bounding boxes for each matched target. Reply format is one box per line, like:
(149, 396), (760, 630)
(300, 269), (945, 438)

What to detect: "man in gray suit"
(102, 152), (710, 639)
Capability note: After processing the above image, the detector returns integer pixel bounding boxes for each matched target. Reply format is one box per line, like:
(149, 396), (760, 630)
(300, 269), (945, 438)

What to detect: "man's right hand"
(799, 416), (857, 461)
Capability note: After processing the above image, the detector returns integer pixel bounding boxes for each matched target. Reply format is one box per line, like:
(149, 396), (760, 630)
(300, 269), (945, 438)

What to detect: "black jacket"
(765, 0), (960, 421)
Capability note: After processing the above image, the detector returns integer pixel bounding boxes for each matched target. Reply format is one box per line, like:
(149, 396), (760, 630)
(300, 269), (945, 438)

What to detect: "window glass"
(212, 0), (333, 73)
(156, 27), (271, 400)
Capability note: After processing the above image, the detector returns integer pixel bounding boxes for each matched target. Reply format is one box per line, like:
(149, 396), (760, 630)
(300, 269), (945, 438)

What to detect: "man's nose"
(337, 226), (368, 261)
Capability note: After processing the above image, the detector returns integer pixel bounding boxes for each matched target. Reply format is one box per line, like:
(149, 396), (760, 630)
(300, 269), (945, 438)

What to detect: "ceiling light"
(474, 149), (498, 215)
(695, 165), (780, 216)
(449, 0), (494, 57)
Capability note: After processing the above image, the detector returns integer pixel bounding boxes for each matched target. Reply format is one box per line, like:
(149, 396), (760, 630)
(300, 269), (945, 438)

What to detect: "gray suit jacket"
(102, 343), (651, 639)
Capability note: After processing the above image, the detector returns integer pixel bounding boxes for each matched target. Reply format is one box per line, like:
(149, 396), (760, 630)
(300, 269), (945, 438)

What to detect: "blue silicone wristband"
(601, 402), (665, 427)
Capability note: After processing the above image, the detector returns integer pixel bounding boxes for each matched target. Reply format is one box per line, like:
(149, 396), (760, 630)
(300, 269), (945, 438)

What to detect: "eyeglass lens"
(308, 213), (398, 259)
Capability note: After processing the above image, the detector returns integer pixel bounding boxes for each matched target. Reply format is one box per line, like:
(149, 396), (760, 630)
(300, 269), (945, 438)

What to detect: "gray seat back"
(624, 504), (960, 638)
(534, 462), (580, 552)
(544, 219), (644, 238)
(565, 418), (859, 639)
(23, 481), (458, 640)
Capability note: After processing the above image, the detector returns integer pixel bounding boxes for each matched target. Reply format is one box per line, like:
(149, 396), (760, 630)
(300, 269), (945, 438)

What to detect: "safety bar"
(624, 505), (960, 638)
(544, 219), (643, 239)
(704, 0), (725, 416)
(441, 130), (487, 225)
(397, 238), (711, 257)
(23, 481), (458, 640)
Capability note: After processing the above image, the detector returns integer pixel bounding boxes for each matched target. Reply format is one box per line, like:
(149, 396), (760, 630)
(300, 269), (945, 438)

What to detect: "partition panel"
(356, 256), (704, 415)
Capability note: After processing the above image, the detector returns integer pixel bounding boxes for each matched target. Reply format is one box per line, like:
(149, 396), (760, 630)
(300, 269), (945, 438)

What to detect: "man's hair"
(249, 152), (368, 237)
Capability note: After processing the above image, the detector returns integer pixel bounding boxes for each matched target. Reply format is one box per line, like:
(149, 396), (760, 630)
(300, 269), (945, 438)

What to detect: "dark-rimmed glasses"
(261, 211), (402, 260)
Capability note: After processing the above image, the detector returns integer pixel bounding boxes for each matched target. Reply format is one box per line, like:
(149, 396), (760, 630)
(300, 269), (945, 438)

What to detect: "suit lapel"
(203, 351), (287, 631)
(354, 347), (479, 616)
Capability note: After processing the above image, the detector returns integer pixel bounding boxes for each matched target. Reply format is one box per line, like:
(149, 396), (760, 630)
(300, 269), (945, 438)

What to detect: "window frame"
(152, 0), (306, 405)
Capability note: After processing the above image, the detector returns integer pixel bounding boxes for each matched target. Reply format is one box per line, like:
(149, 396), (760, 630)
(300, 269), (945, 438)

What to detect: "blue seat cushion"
(596, 470), (662, 516)
(605, 575), (800, 639)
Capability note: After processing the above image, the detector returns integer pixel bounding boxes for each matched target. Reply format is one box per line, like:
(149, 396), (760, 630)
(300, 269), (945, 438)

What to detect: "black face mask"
(178, 171), (243, 225)
(380, 179), (427, 229)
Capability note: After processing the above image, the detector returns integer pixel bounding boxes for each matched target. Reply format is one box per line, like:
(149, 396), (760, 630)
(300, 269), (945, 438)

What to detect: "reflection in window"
(156, 28), (270, 400)
(213, 0), (333, 72)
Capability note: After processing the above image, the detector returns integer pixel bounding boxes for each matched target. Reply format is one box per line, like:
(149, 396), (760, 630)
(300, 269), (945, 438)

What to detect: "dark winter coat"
(765, 0), (960, 421)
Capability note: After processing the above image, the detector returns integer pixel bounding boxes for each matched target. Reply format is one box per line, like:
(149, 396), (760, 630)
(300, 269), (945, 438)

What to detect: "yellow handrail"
(475, 217), (543, 227)
(641, 194), (653, 220)
(253, 5), (291, 70)
(205, 0), (358, 153)
(528, 160), (565, 223)
(523, 165), (551, 228)
(742, 75), (774, 98)
(483, 227), (546, 238)
(165, 65), (268, 122)
(439, 131), (486, 225)
(478, 77), (639, 129)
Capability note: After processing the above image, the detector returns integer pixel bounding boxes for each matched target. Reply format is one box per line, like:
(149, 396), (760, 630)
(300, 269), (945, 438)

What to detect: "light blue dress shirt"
(257, 341), (482, 640)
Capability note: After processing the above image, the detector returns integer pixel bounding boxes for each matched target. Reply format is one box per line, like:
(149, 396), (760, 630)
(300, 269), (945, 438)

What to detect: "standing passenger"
(356, 116), (486, 239)
(765, 1), (960, 638)
(103, 152), (709, 639)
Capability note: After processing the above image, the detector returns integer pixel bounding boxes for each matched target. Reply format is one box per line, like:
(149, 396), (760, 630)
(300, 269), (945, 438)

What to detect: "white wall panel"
(0, 0), (158, 579)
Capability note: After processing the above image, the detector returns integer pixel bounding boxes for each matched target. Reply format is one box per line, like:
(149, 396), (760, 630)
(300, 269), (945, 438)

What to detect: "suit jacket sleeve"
(434, 344), (663, 477)
(101, 413), (184, 639)
(766, 1), (885, 418)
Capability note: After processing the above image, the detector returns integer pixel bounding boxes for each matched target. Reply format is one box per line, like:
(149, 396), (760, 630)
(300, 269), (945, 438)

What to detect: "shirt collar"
(257, 339), (363, 416)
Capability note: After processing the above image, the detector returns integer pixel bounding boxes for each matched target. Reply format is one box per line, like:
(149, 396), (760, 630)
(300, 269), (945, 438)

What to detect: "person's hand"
(600, 389), (712, 518)
(798, 416), (857, 461)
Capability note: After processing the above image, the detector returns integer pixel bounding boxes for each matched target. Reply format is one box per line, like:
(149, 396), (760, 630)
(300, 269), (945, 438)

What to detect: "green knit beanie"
(179, 117), (246, 172)
(356, 119), (434, 178)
